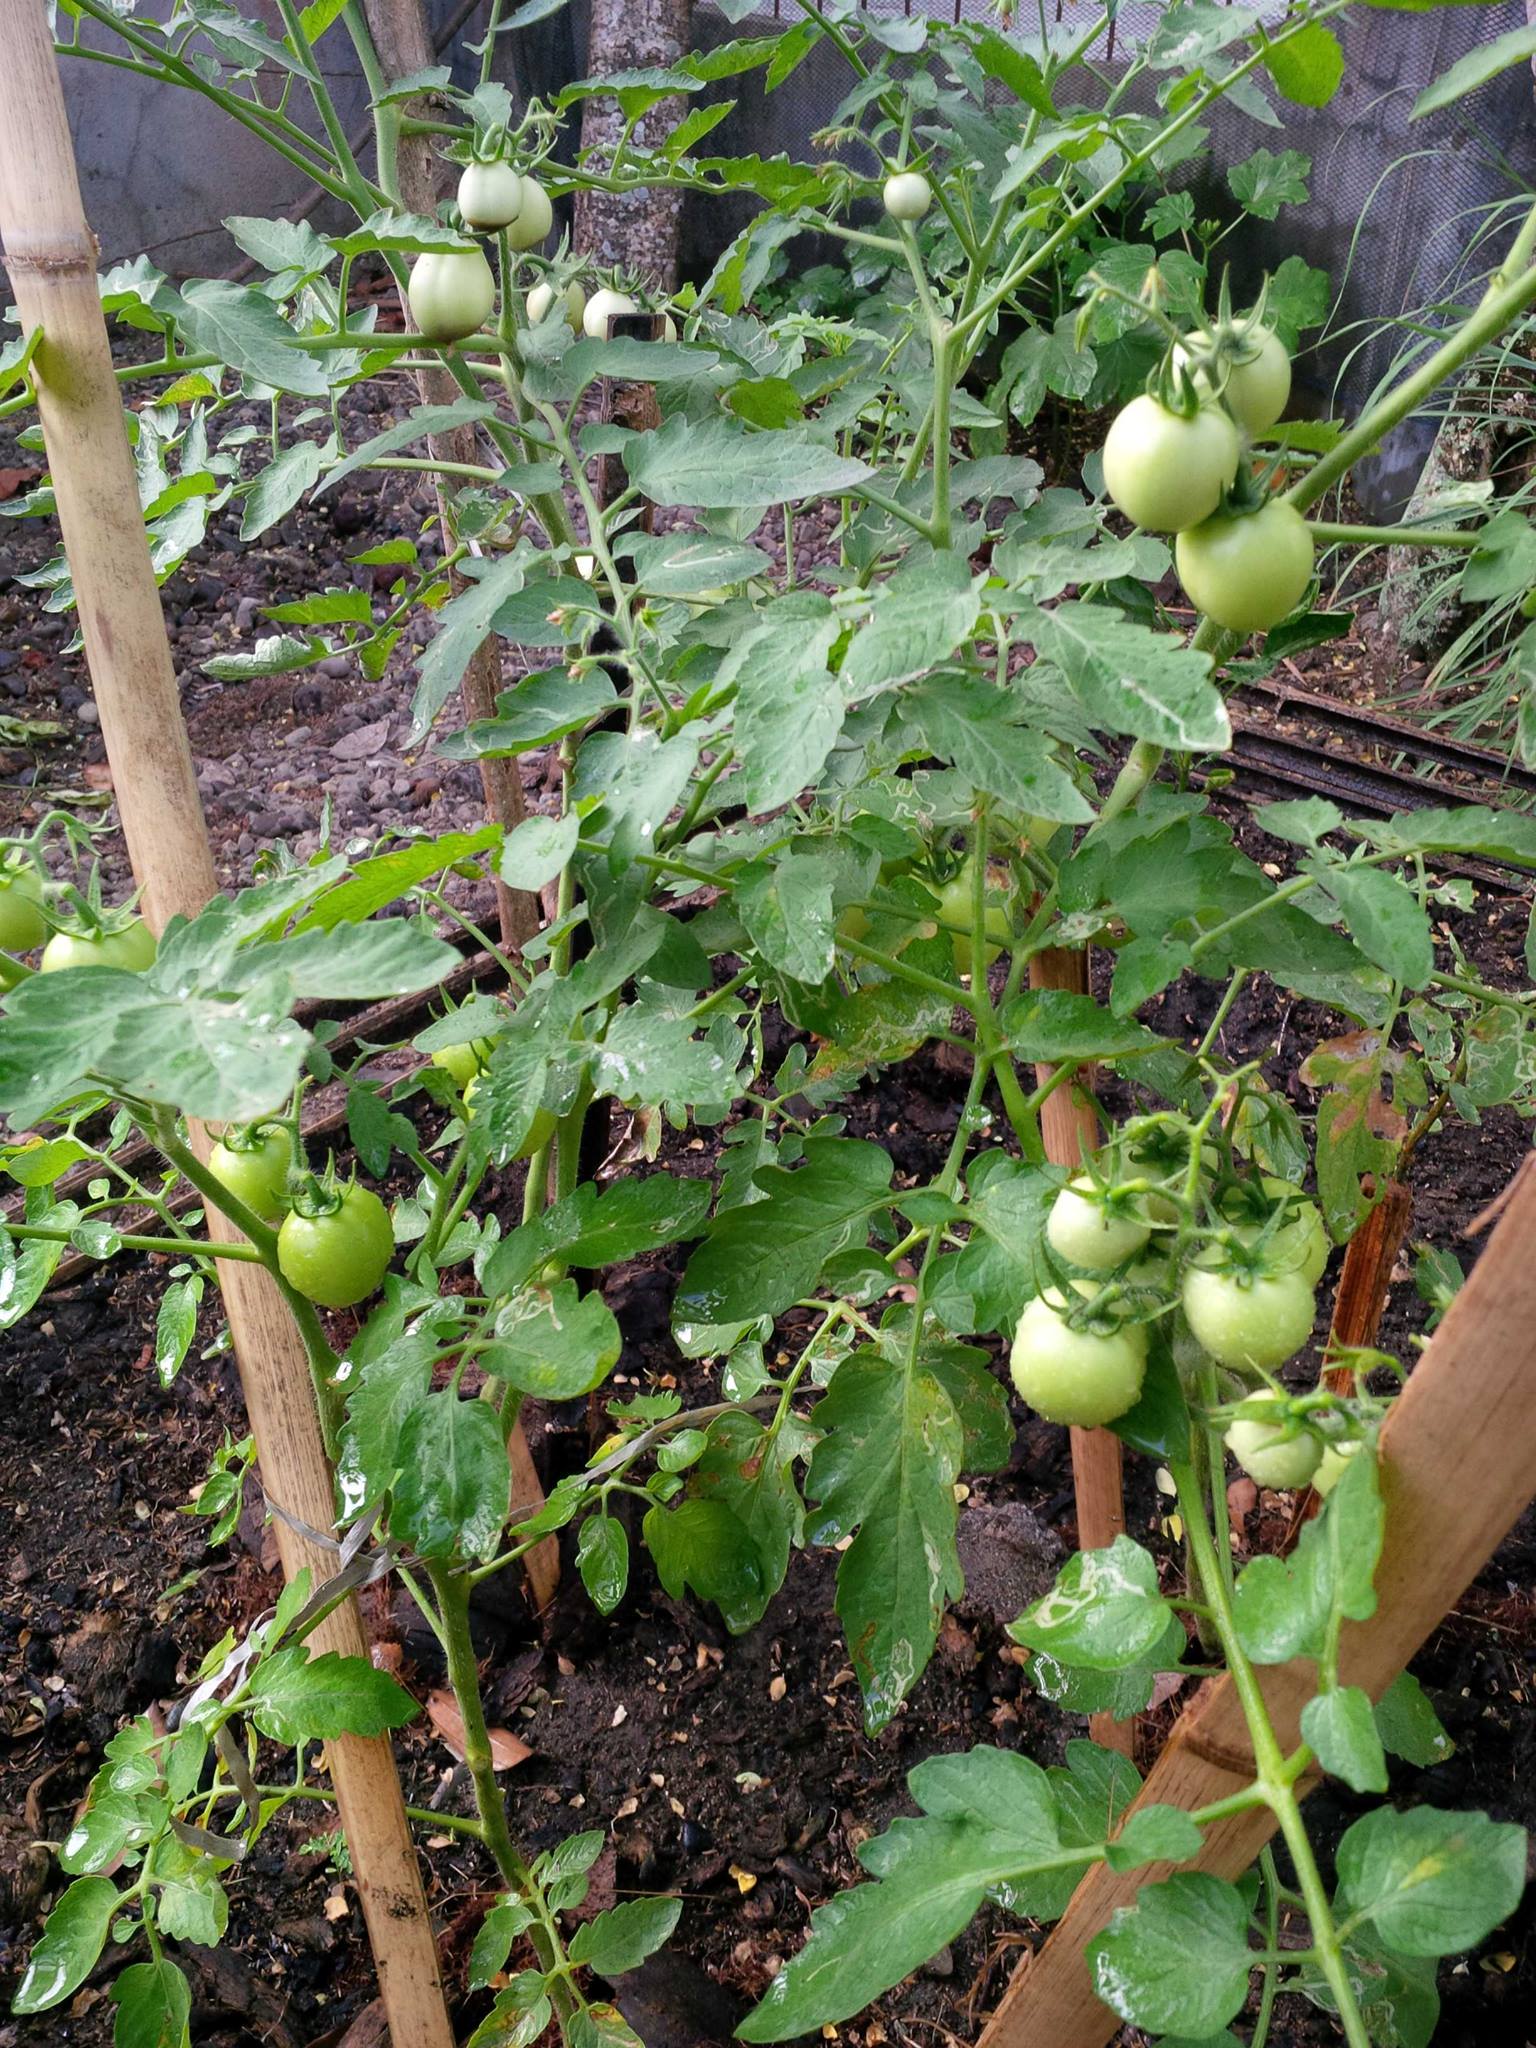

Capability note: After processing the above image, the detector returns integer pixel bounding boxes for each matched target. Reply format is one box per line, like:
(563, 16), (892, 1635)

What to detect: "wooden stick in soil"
(978, 1153), (1536, 2048)
(358, 0), (537, 959)
(1027, 946), (1132, 1757)
(1288, 1175), (1412, 1534)
(0, 16), (454, 2043)
(357, 0), (563, 1609)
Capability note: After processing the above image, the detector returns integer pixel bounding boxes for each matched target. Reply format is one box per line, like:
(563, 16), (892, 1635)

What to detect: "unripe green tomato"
(407, 248), (497, 342)
(0, 866), (46, 952)
(1225, 1415), (1321, 1489)
(935, 857), (1011, 976)
(1175, 324), (1292, 437)
(1047, 1177), (1152, 1269)
(40, 918), (157, 973)
(431, 1041), (488, 1089)
(506, 176), (553, 250)
(1009, 1289), (1146, 1426)
(1223, 1176), (1329, 1286)
(276, 1183), (395, 1309)
(457, 159), (523, 233)
(660, 312), (679, 343)
(836, 902), (871, 946)
(526, 278), (586, 331)
(883, 171), (932, 222)
(1313, 1439), (1362, 1498)
(1102, 395), (1239, 534)
(1175, 501), (1314, 636)
(208, 1124), (292, 1225)
(1181, 1261), (1316, 1373)
(462, 1080), (558, 1162)
(583, 286), (639, 338)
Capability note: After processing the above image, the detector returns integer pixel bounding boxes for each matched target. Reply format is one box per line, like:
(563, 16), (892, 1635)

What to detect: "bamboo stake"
(358, 0), (561, 1610)
(1027, 945), (1131, 1757)
(979, 1154), (1536, 2048)
(359, 0), (538, 960)
(0, 15), (454, 2043)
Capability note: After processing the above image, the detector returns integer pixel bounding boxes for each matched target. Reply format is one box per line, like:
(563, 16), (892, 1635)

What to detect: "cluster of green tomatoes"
(0, 853), (157, 984)
(1009, 1118), (1355, 1494)
(1101, 314), (1316, 637)
(405, 154), (677, 348)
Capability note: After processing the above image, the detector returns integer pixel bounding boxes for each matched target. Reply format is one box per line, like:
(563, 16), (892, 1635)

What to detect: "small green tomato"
(1225, 1415), (1322, 1489)
(1009, 1289), (1146, 1427)
(1047, 1177), (1152, 1270)
(457, 159), (523, 233)
(883, 171), (932, 222)
(526, 278), (586, 331)
(506, 176), (553, 250)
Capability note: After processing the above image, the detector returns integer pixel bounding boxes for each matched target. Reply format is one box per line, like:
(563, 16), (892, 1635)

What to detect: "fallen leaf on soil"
(427, 1688), (530, 1770)
(0, 467), (39, 500)
(323, 1886), (349, 1921)
(729, 1864), (758, 1894)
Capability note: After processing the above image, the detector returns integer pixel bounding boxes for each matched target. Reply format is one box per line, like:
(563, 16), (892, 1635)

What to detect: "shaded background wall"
(42, 1), (1536, 508)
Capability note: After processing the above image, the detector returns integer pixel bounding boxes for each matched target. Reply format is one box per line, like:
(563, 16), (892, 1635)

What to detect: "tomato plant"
(5, 4), (1536, 2047)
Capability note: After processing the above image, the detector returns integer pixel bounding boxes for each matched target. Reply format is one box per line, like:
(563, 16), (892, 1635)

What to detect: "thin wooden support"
(359, 0), (561, 1610)
(0, 14), (454, 2042)
(1027, 945), (1131, 1756)
(978, 1154), (1536, 2048)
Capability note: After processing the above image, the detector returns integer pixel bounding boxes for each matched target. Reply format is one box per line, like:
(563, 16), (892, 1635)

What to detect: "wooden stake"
(979, 1155), (1536, 2048)
(358, 0), (560, 1610)
(1289, 1176), (1412, 1534)
(359, 0), (538, 959)
(1027, 946), (1131, 1756)
(0, 15), (453, 2043)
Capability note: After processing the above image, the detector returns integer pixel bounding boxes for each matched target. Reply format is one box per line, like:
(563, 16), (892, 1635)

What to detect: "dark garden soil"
(2, 387), (1534, 2048)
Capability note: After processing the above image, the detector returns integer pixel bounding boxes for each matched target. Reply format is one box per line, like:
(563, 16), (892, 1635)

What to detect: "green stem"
(1307, 520), (1479, 550)
(5, 1220), (265, 1262)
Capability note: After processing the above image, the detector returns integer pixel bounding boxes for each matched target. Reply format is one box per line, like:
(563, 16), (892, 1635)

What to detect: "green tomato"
(934, 857), (1012, 976)
(0, 865), (46, 952)
(1181, 1261), (1316, 1373)
(526, 278), (585, 331)
(1101, 395), (1239, 534)
(1225, 1415), (1322, 1489)
(431, 1041), (489, 1089)
(506, 176), (554, 251)
(1047, 1177), (1152, 1269)
(1313, 1440), (1362, 1498)
(277, 1184), (395, 1309)
(883, 171), (932, 222)
(407, 248), (497, 342)
(462, 1080), (558, 1161)
(40, 918), (157, 974)
(1223, 1176), (1329, 1286)
(1177, 324), (1292, 437)
(1010, 1290), (1147, 1426)
(457, 159), (523, 233)
(583, 286), (639, 338)
(1174, 501), (1314, 635)
(208, 1124), (292, 1225)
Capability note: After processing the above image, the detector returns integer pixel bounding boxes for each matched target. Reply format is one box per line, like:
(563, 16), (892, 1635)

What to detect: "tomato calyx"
(220, 1118), (287, 1158)
(286, 1170), (349, 1223)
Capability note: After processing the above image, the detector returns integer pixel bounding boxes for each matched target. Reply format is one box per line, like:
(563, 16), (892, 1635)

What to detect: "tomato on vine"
(583, 287), (639, 338)
(1174, 322), (1292, 437)
(407, 248), (497, 342)
(1313, 1439), (1363, 1497)
(208, 1123), (293, 1225)
(0, 863), (47, 952)
(506, 175), (553, 250)
(1046, 1177), (1152, 1269)
(1222, 1175), (1329, 1286)
(527, 278), (585, 331)
(462, 1081), (557, 1161)
(1101, 395), (1239, 533)
(1181, 1258), (1316, 1373)
(1174, 500), (1314, 634)
(933, 855), (1011, 976)
(457, 159), (523, 233)
(1225, 1413), (1322, 1489)
(1010, 1289), (1146, 1426)
(40, 918), (156, 974)
(883, 171), (932, 222)
(276, 1181), (395, 1309)
(431, 1040), (490, 1089)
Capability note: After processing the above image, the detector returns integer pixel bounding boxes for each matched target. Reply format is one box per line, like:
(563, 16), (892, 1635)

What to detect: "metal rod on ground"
(977, 1155), (1536, 2048)
(1027, 945), (1132, 1757)
(0, 14), (454, 2042)
(358, 0), (563, 1609)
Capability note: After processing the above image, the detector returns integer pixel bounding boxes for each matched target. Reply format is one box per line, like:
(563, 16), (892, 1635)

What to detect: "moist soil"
(2, 396), (1534, 2048)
